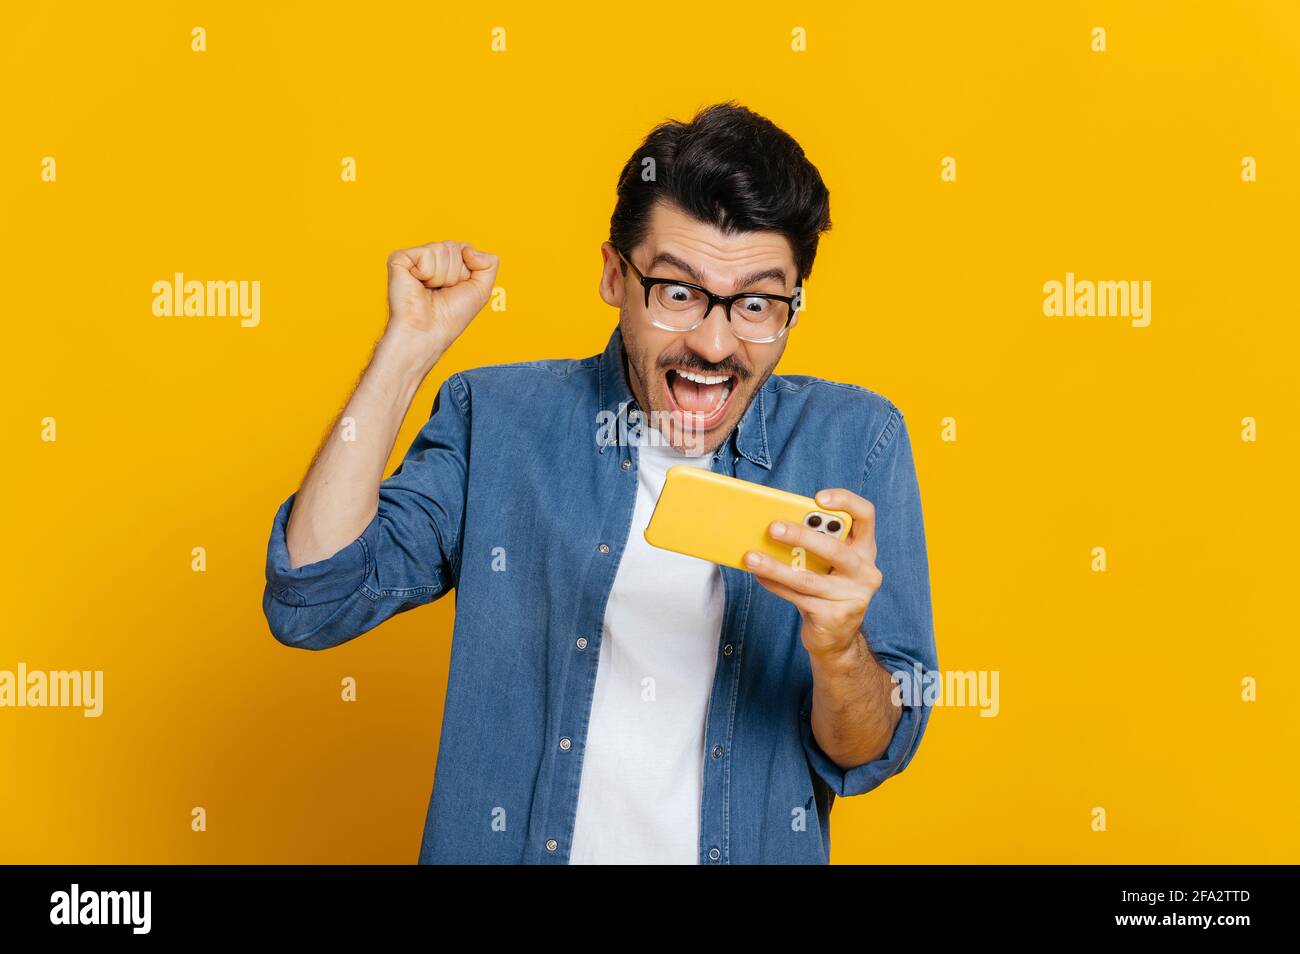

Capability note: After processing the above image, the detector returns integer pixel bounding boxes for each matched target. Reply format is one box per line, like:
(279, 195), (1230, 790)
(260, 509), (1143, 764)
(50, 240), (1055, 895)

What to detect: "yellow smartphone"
(644, 465), (853, 574)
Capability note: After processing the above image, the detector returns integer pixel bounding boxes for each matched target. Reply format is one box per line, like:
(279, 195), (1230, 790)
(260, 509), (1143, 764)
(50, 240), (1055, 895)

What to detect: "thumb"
(463, 245), (497, 268)
(463, 246), (499, 290)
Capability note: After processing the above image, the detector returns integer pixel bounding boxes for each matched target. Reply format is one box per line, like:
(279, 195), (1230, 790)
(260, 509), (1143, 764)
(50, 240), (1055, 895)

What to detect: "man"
(262, 101), (938, 864)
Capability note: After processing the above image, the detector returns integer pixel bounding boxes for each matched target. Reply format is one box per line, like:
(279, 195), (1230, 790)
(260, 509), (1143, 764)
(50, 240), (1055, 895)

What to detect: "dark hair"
(609, 101), (832, 286)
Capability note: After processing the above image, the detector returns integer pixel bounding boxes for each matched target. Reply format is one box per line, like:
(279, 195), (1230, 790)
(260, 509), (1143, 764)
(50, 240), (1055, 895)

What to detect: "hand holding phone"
(644, 466), (853, 574)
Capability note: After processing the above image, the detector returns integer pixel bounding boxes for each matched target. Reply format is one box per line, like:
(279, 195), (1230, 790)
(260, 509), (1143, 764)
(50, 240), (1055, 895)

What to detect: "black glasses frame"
(613, 245), (801, 342)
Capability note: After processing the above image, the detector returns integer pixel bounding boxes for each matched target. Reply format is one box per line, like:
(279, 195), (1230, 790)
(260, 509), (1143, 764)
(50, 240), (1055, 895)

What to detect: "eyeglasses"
(614, 245), (801, 344)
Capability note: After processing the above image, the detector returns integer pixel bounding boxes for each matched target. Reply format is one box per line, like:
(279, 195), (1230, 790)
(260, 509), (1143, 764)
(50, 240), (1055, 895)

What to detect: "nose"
(684, 298), (742, 366)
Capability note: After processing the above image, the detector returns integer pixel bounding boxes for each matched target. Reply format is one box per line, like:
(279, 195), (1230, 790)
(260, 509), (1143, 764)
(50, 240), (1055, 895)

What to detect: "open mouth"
(663, 367), (738, 431)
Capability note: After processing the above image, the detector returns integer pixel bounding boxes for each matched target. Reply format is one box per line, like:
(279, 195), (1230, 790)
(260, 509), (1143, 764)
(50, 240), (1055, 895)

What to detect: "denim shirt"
(262, 326), (938, 864)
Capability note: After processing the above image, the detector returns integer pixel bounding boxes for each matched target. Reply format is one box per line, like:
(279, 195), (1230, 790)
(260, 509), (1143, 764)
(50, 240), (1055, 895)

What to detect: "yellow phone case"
(644, 465), (853, 574)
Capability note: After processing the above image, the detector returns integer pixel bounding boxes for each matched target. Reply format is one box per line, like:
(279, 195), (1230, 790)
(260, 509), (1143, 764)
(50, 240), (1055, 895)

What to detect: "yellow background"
(2, 1), (1296, 863)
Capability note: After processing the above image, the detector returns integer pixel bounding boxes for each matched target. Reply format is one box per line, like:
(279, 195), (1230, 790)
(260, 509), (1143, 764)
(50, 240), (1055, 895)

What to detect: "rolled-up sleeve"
(262, 372), (472, 650)
(800, 406), (938, 797)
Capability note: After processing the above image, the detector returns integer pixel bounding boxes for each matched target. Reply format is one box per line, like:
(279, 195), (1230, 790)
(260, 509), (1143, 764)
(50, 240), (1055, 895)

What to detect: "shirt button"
(546, 839), (558, 852)
(559, 737), (572, 751)
(598, 544), (609, 554)
(708, 847), (721, 861)
(722, 643), (734, 656)
(711, 744), (724, 760)
(576, 637), (588, 650)
(621, 459), (631, 470)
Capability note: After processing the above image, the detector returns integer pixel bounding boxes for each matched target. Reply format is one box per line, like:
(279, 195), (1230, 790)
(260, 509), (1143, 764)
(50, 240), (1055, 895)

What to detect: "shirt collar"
(596, 325), (771, 469)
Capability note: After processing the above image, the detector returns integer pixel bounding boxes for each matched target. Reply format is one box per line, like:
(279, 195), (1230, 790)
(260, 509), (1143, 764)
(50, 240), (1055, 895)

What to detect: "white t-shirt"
(569, 431), (724, 864)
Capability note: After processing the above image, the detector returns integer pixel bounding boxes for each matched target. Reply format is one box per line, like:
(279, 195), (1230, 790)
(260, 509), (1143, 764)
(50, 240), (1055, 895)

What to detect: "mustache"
(658, 353), (752, 381)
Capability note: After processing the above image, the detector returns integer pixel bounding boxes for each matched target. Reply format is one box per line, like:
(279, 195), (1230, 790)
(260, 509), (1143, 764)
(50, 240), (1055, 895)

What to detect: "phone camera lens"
(806, 514), (823, 529)
(826, 520), (841, 534)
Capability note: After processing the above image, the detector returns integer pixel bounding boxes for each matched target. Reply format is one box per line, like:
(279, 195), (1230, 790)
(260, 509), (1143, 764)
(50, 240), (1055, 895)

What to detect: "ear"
(598, 242), (623, 308)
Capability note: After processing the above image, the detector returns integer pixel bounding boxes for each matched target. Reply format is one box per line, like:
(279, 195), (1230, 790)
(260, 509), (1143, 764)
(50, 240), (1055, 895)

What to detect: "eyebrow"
(647, 251), (788, 291)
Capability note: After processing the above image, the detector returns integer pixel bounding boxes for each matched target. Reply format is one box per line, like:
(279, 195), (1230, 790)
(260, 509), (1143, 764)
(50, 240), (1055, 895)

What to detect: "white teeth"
(677, 369), (729, 385)
(669, 369), (733, 420)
